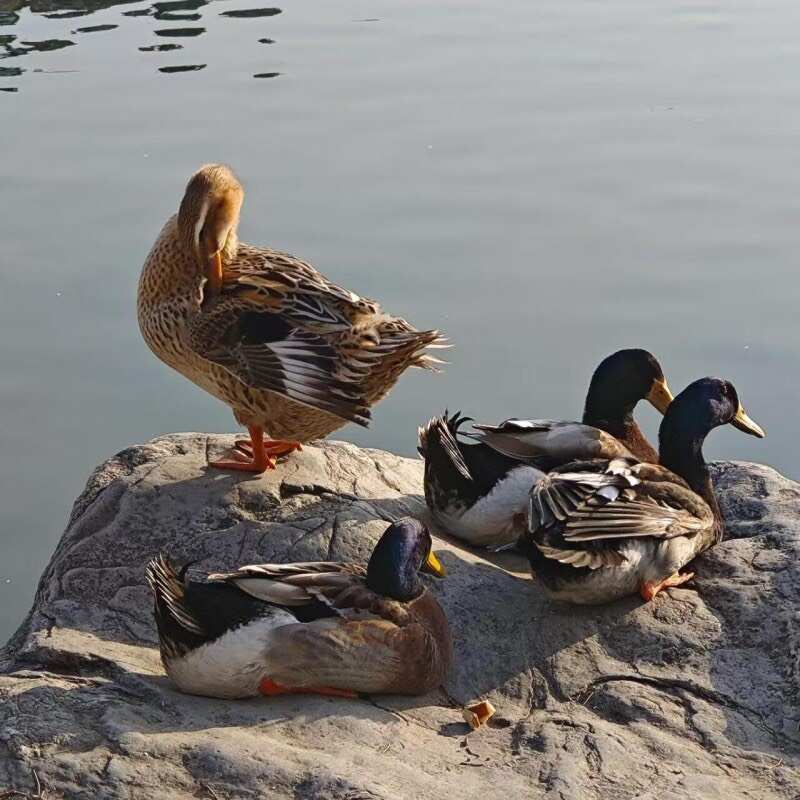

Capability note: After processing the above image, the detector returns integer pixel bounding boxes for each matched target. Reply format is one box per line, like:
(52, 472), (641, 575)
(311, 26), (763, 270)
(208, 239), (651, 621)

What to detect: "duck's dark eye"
(722, 381), (738, 406)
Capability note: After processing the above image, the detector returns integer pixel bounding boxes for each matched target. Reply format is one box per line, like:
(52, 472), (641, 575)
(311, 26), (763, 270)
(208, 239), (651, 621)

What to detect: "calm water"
(2, 0), (799, 641)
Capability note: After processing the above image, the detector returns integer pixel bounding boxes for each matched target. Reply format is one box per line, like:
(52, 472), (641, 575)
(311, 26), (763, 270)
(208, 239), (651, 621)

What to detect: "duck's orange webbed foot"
(639, 571), (695, 602)
(209, 425), (277, 474)
(234, 438), (303, 459)
(259, 677), (357, 699)
(209, 452), (276, 473)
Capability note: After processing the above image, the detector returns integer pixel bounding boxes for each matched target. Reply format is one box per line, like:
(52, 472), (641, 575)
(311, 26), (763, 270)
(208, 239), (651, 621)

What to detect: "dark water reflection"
(153, 26), (203, 36)
(158, 61), (202, 71)
(72, 22), (117, 31)
(220, 7), (279, 17)
(0, 0), (282, 87)
(138, 41), (179, 50)
(2, 36), (75, 57)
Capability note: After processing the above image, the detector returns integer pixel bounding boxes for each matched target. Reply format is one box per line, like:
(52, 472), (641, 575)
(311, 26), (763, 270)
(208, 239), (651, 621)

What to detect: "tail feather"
(355, 326), (446, 403)
(418, 410), (472, 481)
(145, 554), (204, 636)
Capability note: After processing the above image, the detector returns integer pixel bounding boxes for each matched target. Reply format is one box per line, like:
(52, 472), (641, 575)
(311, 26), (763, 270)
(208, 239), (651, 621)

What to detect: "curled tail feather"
(418, 410), (472, 481)
(145, 554), (204, 637)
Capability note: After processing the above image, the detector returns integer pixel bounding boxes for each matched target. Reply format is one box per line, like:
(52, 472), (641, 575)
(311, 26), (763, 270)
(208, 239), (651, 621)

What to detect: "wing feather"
(208, 561), (369, 616)
(528, 461), (711, 547)
(536, 543), (627, 569)
(191, 314), (372, 425)
(469, 419), (635, 462)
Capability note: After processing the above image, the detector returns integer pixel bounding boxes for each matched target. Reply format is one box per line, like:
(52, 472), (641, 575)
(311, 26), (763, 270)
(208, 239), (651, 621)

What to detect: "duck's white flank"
(433, 464), (544, 547)
(165, 608), (296, 699)
(539, 537), (699, 605)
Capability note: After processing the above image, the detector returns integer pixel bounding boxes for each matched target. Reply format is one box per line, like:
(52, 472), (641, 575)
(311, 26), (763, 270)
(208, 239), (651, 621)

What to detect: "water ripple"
(72, 23), (118, 32)
(158, 62), (205, 72)
(153, 26), (204, 36)
(220, 7), (280, 18)
(45, 10), (92, 18)
(138, 42), (182, 51)
(0, 0), (284, 86)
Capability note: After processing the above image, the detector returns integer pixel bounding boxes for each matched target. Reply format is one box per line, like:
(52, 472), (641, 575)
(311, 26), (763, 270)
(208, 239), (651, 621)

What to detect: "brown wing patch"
(264, 588), (451, 695)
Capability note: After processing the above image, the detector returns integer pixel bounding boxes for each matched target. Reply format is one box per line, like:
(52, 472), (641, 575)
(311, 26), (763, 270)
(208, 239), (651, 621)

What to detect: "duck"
(138, 164), (445, 473)
(145, 518), (451, 699)
(418, 349), (674, 547)
(523, 376), (765, 604)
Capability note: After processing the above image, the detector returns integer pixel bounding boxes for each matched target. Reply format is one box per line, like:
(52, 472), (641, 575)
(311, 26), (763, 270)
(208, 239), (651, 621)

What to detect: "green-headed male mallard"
(524, 377), (764, 604)
(138, 164), (444, 473)
(419, 349), (673, 547)
(146, 518), (451, 699)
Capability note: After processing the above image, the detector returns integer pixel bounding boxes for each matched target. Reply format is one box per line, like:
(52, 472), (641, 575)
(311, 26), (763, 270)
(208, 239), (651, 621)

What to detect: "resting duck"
(524, 377), (764, 604)
(138, 164), (444, 473)
(419, 349), (673, 547)
(146, 518), (451, 699)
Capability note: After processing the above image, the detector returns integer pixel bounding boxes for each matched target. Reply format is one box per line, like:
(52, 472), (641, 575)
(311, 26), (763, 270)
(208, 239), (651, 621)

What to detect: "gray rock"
(1, 435), (798, 799)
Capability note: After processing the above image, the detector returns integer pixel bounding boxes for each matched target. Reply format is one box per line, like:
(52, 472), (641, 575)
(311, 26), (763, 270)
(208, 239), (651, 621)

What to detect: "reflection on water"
(153, 25), (203, 35)
(220, 6), (279, 17)
(157, 12), (199, 20)
(3, 36), (75, 57)
(0, 0), (282, 88)
(158, 61), (202, 72)
(72, 22), (117, 31)
(138, 41), (179, 50)
(44, 9), (90, 17)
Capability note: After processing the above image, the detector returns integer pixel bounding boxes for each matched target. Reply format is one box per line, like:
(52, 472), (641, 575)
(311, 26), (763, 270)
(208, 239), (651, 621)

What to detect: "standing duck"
(524, 377), (764, 604)
(419, 349), (673, 547)
(138, 164), (444, 473)
(146, 518), (451, 699)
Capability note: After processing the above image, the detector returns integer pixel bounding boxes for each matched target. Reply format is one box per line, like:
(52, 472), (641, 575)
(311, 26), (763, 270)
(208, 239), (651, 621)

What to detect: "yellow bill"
(731, 404), (765, 438)
(646, 377), (674, 415)
(423, 549), (446, 578)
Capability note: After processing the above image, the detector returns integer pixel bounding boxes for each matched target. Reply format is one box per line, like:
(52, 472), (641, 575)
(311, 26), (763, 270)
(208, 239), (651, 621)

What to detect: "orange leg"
(234, 438), (303, 460)
(259, 677), (357, 699)
(639, 571), (695, 602)
(209, 425), (274, 473)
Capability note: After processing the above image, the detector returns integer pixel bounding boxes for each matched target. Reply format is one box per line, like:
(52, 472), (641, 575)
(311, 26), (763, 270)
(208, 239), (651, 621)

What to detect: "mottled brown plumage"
(242, 573), (452, 696)
(138, 164), (444, 469)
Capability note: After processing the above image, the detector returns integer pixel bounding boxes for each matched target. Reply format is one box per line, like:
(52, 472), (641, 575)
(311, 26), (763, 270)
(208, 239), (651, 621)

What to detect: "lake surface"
(2, 0), (799, 642)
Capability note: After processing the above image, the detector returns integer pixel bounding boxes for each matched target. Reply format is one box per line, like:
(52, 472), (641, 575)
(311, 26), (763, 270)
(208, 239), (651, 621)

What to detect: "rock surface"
(1, 434), (799, 799)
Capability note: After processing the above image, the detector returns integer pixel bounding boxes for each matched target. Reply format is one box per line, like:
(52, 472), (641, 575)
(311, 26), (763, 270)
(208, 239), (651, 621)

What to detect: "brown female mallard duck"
(419, 349), (673, 547)
(138, 164), (444, 472)
(524, 377), (764, 604)
(145, 518), (450, 699)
